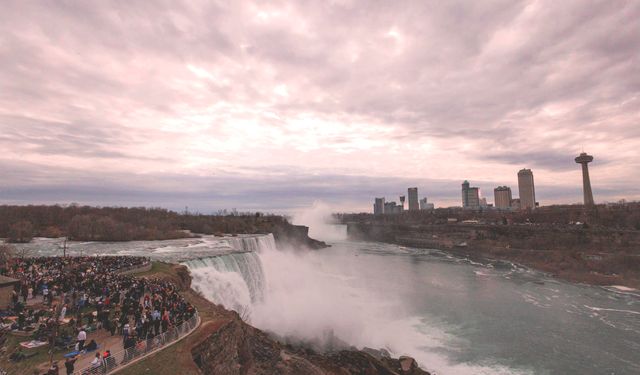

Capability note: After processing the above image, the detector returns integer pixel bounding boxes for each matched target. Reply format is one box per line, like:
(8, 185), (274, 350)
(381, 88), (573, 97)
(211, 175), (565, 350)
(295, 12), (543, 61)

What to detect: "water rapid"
(182, 234), (640, 375)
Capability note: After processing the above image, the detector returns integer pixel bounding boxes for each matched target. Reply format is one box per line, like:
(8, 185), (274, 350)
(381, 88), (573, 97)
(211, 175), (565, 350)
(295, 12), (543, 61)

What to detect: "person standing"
(43, 285), (49, 305)
(77, 328), (86, 351)
(64, 355), (77, 375)
(21, 285), (28, 303)
(152, 309), (161, 336)
(111, 317), (118, 336)
(123, 322), (130, 344)
(161, 310), (169, 334)
(103, 349), (116, 370)
(123, 334), (136, 363)
(59, 304), (67, 322)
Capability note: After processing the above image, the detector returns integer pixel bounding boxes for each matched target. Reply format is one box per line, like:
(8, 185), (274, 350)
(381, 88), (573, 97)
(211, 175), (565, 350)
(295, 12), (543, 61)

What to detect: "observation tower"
(575, 152), (594, 206)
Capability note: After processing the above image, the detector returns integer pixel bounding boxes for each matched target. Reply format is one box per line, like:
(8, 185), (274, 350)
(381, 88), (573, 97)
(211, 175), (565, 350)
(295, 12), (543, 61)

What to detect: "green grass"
(115, 337), (200, 375)
(134, 262), (173, 277)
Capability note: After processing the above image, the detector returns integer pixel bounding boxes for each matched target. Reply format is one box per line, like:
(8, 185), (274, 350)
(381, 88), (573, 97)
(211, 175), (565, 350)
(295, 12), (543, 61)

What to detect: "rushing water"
(25, 233), (640, 374)
(184, 235), (640, 375)
(16, 234), (272, 262)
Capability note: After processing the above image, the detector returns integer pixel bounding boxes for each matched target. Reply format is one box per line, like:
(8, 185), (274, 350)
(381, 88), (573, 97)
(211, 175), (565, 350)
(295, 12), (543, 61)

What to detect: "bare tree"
(7, 220), (33, 243)
(0, 244), (13, 264)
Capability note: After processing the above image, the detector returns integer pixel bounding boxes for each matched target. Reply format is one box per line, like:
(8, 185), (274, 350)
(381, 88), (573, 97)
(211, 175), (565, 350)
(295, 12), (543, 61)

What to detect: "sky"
(1, 0), (639, 213)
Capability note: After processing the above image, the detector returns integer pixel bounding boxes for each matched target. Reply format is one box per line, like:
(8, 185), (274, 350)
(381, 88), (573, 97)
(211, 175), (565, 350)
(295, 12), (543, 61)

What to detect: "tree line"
(338, 202), (640, 230)
(0, 205), (290, 243)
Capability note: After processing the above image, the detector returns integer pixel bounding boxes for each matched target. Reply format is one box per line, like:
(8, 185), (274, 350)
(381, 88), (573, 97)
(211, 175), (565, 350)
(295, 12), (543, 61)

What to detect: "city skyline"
(1, 1), (639, 213)
(368, 158), (612, 212)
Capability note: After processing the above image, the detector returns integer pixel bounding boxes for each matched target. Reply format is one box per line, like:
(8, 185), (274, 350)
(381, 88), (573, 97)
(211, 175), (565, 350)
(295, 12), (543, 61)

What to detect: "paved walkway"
(33, 314), (128, 373)
(73, 330), (124, 370)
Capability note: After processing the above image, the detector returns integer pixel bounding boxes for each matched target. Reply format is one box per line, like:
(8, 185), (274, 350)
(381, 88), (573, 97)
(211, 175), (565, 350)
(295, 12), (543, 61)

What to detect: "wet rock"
(399, 356), (417, 372)
(361, 347), (391, 360)
(272, 224), (328, 250)
(191, 318), (431, 375)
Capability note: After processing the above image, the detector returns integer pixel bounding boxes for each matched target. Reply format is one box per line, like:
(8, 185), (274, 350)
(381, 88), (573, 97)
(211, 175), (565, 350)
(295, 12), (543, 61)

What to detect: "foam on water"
(609, 285), (637, 292)
(183, 234), (538, 375)
(18, 234), (275, 262)
(584, 306), (640, 316)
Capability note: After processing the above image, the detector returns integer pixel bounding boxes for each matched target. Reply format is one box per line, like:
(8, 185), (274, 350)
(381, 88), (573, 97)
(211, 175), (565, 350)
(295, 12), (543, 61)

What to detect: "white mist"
(292, 201), (347, 242)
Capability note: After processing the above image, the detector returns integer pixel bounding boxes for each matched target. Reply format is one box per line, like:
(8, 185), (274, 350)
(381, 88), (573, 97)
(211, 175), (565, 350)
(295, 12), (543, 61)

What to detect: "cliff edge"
(191, 316), (428, 375)
(271, 224), (329, 250)
(118, 262), (429, 375)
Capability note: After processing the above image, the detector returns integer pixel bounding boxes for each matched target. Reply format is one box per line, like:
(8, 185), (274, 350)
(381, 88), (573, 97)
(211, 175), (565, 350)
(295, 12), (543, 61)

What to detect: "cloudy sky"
(1, 0), (638, 213)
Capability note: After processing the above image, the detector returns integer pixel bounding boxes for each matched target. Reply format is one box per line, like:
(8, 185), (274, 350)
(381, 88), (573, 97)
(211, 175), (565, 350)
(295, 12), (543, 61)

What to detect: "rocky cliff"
(347, 222), (640, 288)
(144, 263), (429, 375)
(272, 224), (328, 250)
(191, 316), (429, 375)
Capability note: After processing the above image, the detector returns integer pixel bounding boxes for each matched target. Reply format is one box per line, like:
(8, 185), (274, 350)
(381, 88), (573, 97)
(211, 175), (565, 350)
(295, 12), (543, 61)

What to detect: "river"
(185, 234), (640, 375)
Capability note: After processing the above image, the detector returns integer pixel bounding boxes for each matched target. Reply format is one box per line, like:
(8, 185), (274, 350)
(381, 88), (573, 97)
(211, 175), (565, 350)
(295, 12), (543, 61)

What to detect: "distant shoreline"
(346, 222), (640, 289)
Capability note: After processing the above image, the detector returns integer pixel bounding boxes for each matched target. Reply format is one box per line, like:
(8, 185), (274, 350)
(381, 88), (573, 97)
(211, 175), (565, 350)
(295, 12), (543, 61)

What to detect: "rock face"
(191, 318), (430, 375)
(398, 356), (419, 373)
(272, 224), (328, 250)
(347, 222), (640, 288)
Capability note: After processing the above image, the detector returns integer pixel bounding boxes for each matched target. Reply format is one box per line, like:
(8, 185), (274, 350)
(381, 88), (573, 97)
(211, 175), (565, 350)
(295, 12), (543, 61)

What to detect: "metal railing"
(75, 312), (200, 374)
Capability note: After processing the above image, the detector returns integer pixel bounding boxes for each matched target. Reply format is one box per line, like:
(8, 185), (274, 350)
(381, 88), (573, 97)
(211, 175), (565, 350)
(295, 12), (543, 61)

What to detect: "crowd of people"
(1, 256), (197, 374)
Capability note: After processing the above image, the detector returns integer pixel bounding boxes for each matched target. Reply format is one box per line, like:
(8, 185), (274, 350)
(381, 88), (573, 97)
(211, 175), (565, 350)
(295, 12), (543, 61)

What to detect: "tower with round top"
(575, 152), (594, 206)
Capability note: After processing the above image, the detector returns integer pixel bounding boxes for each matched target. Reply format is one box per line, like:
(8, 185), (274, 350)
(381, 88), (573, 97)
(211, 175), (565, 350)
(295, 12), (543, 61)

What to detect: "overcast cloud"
(1, 0), (639, 213)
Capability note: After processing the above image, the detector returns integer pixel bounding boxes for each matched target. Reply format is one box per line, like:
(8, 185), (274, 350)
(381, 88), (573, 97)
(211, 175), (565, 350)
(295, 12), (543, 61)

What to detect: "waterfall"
(182, 234), (274, 314)
(220, 234), (278, 253)
(182, 232), (436, 363)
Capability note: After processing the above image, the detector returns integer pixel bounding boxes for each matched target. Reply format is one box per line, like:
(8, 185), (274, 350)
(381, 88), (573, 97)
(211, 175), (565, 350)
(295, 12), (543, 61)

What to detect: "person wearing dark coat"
(64, 355), (78, 375)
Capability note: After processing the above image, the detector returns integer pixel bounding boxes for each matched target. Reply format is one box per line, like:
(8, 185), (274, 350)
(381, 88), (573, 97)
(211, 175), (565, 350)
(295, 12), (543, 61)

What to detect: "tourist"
(46, 362), (60, 375)
(1, 255), (196, 367)
(123, 322), (130, 344)
(77, 328), (87, 351)
(59, 304), (67, 322)
(103, 349), (116, 370)
(85, 339), (98, 351)
(110, 317), (118, 336)
(43, 285), (49, 305)
(21, 284), (28, 302)
(161, 309), (170, 333)
(90, 352), (102, 369)
(64, 355), (78, 375)
(152, 308), (161, 335)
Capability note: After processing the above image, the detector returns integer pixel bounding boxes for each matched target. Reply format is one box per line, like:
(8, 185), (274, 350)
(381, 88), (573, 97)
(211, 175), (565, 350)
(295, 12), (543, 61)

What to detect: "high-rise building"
(462, 181), (470, 207)
(511, 198), (521, 210)
(494, 186), (512, 210)
(461, 180), (480, 209)
(399, 195), (406, 210)
(408, 187), (419, 211)
(575, 152), (595, 206)
(517, 169), (536, 210)
(384, 201), (402, 214)
(373, 197), (385, 215)
(419, 197), (435, 210)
